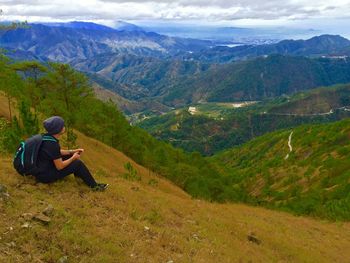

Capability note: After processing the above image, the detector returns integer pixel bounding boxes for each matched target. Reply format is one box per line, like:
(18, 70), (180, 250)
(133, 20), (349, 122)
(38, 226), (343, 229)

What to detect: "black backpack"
(13, 134), (57, 176)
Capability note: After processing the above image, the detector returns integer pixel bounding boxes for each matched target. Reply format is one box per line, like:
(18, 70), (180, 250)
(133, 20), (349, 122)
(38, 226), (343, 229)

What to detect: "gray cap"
(43, 116), (65, 135)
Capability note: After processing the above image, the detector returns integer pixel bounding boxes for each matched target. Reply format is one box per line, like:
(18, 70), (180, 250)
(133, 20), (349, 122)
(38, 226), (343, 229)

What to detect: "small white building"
(188, 107), (197, 115)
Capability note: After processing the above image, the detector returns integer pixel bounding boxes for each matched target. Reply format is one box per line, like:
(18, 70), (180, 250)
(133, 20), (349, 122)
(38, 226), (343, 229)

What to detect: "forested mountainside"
(138, 84), (350, 155)
(160, 55), (350, 106)
(211, 118), (350, 220)
(73, 54), (350, 108)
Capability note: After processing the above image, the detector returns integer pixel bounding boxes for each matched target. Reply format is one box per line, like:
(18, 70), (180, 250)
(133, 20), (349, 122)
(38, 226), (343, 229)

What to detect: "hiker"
(34, 116), (108, 191)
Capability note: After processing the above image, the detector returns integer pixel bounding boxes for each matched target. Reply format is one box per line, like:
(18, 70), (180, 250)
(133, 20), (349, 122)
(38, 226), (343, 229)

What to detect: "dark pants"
(35, 156), (97, 187)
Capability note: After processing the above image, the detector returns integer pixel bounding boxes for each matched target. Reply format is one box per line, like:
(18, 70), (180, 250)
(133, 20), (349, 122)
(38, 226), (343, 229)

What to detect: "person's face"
(59, 126), (66, 135)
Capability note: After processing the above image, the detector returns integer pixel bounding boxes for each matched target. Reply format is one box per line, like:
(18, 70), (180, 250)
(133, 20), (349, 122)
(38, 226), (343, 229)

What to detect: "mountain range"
(71, 53), (350, 108)
(180, 34), (350, 63)
(41, 20), (144, 32)
(140, 24), (321, 43)
(162, 54), (350, 105)
(0, 22), (211, 62)
(1, 22), (350, 113)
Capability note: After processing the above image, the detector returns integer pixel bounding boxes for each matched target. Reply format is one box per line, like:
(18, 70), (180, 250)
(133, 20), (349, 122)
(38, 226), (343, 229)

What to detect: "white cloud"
(1, 0), (350, 25)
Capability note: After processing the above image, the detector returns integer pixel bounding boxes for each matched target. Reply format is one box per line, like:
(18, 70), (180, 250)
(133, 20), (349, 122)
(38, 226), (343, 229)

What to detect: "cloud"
(1, 0), (350, 23)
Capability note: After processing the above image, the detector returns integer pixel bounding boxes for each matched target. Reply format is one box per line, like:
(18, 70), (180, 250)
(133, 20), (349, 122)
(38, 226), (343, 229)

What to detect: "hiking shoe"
(92, 183), (109, 191)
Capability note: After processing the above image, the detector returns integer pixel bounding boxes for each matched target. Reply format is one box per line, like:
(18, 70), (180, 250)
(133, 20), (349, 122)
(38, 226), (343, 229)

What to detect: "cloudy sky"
(1, 0), (350, 31)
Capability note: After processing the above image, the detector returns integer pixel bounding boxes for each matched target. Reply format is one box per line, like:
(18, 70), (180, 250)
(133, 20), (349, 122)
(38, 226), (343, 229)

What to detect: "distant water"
(215, 43), (245, 48)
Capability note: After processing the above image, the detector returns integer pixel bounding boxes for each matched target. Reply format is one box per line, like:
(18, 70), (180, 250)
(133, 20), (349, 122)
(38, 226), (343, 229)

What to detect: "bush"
(122, 162), (141, 181)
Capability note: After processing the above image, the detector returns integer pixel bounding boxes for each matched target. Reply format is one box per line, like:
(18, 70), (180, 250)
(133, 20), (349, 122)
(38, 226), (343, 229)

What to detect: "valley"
(138, 84), (350, 155)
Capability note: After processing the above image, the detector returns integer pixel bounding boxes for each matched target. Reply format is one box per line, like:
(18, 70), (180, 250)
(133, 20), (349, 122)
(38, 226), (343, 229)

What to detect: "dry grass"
(1, 130), (350, 262)
(0, 91), (14, 120)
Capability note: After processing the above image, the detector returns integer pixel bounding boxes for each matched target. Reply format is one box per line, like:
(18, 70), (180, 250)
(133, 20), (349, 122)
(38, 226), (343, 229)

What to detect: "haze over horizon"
(1, 0), (350, 39)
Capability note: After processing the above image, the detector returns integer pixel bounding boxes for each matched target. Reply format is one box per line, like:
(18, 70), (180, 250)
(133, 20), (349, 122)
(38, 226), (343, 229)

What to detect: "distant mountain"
(160, 54), (350, 106)
(73, 53), (212, 100)
(2, 48), (46, 62)
(114, 21), (144, 32)
(141, 23), (320, 43)
(70, 53), (350, 109)
(66, 36), (350, 108)
(245, 34), (350, 57)
(2, 25), (350, 113)
(0, 23), (212, 62)
(180, 35), (350, 63)
(41, 21), (116, 31)
(43, 21), (145, 32)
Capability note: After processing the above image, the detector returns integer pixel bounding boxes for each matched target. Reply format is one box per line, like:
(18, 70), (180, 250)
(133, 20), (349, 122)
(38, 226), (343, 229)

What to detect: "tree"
(41, 63), (93, 147)
(1, 101), (39, 152)
(12, 61), (47, 116)
(0, 52), (24, 121)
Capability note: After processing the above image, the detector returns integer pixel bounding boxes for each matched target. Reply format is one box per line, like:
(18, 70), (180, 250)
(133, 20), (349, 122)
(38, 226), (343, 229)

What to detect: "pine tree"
(11, 61), (47, 116)
(41, 63), (93, 148)
(0, 52), (23, 121)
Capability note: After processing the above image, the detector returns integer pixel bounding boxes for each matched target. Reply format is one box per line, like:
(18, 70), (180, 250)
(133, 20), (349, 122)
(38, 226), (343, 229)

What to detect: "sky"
(1, 0), (350, 34)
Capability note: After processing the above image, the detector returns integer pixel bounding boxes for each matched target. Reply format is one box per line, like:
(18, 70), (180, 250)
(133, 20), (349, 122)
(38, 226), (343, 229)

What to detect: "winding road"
(284, 131), (293, 160)
(263, 106), (350, 117)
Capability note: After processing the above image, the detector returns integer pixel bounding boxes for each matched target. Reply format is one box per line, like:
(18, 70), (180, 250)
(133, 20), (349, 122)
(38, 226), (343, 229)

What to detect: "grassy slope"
(212, 118), (350, 219)
(1, 95), (350, 262)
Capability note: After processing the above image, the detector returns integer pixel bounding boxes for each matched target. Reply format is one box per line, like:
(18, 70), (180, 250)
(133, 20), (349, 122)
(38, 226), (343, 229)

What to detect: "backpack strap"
(42, 135), (58, 142)
(20, 142), (25, 167)
(14, 141), (25, 158)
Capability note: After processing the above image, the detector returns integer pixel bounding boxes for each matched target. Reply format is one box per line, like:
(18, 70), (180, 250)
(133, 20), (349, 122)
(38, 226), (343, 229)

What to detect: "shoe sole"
(92, 183), (109, 191)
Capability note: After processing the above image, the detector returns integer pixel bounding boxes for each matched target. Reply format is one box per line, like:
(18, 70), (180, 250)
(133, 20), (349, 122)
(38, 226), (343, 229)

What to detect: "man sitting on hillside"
(34, 116), (108, 191)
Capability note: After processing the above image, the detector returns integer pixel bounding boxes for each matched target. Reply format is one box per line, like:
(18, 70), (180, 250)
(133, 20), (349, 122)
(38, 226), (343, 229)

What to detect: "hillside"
(212, 118), (350, 220)
(92, 82), (171, 115)
(138, 84), (350, 155)
(1, 120), (350, 262)
(83, 55), (211, 102)
(86, 54), (350, 109)
(161, 55), (350, 106)
(77, 54), (350, 108)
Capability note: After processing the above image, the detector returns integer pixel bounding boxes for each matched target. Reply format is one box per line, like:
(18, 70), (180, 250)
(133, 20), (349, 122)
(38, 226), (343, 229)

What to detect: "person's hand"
(72, 152), (81, 160)
(74, 148), (84, 154)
